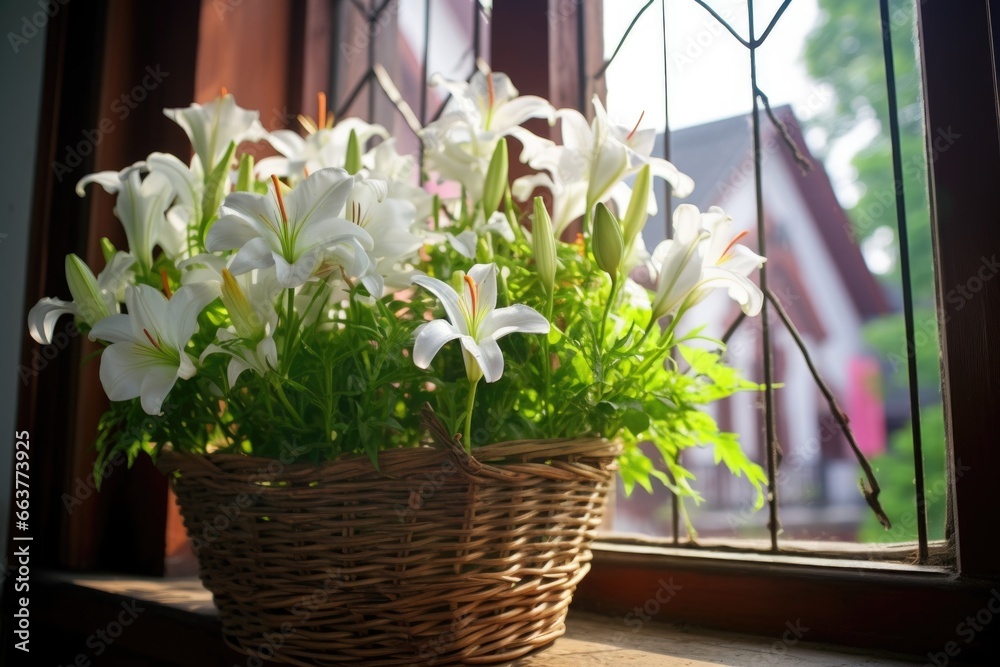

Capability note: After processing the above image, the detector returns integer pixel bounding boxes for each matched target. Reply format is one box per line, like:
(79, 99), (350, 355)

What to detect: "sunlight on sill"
(49, 572), (918, 666)
(595, 535), (954, 569)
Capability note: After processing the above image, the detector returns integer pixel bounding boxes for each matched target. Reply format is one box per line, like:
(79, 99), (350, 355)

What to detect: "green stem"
(281, 287), (296, 373)
(597, 277), (619, 354)
(541, 293), (555, 436)
(463, 378), (480, 454)
(635, 316), (682, 377)
(274, 381), (304, 426)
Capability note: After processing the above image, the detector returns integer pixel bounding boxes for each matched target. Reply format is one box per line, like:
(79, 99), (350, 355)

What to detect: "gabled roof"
(654, 106), (889, 320)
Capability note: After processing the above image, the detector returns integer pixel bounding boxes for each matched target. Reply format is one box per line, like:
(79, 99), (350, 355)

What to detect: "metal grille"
(324, 0), (935, 563)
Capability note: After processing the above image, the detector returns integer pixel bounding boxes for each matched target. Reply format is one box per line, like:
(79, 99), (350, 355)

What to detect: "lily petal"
(412, 319), (462, 369)
(206, 214), (265, 252)
(480, 304), (550, 340)
(411, 275), (468, 335)
(460, 335), (505, 383)
(139, 363), (182, 415)
(27, 298), (78, 345)
(229, 237), (277, 276)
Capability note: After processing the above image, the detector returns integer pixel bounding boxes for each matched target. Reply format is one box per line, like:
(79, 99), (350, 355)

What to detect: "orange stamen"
(271, 175), (289, 225)
(143, 328), (160, 350)
(626, 110), (646, 142)
(220, 86), (228, 97)
(464, 275), (477, 316)
(720, 230), (750, 262)
(160, 270), (173, 298)
(486, 73), (495, 111)
(318, 92), (327, 130)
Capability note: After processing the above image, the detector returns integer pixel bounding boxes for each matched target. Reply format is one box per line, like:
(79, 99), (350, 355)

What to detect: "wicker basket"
(159, 418), (618, 666)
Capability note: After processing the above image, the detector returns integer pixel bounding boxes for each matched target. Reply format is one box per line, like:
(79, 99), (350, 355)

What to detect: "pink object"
(847, 356), (887, 456)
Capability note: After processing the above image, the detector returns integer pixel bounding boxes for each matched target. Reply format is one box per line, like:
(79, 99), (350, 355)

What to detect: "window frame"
(10, 0), (999, 661)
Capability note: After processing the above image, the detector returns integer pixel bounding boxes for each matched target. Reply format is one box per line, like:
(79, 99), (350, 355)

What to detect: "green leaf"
(623, 409), (650, 437)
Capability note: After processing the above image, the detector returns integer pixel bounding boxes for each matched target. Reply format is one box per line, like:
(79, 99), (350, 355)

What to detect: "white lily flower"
(411, 263), (549, 383)
(205, 168), (374, 289)
(512, 149), (588, 236)
(363, 138), (434, 222)
(649, 206), (709, 322)
(445, 211), (514, 259)
(164, 93), (266, 172)
(420, 62), (554, 201)
(27, 251), (136, 345)
(586, 98), (694, 210)
(518, 98), (693, 234)
(90, 283), (218, 415)
(691, 206), (767, 316)
(256, 118), (389, 180)
(201, 267), (280, 386)
(446, 230), (480, 260)
(347, 179), (421, 263)
(649, 205), (766, 322)
(343, 179), (422, 294)
(77, 165), (175, 274)
(147, 152), (204, 258)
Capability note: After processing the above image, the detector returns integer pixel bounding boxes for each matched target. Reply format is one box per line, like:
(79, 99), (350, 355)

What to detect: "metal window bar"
(327, 0), (489, 160)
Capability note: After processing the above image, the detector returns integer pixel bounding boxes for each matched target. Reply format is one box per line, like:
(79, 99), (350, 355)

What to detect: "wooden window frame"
(8, 0), (999, 662)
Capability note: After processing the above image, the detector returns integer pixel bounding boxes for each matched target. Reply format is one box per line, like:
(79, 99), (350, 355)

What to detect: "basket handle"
(420, 404), (517, 482)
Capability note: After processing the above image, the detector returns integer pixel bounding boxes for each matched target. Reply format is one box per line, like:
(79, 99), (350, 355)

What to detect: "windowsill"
(35, 571), (923, 666)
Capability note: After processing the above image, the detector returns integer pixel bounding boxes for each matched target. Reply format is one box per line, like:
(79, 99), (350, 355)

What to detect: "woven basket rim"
(157, 434), (621, 481)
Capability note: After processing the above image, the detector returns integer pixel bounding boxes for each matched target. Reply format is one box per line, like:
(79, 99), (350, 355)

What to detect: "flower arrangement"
(28, 63), (769, 520)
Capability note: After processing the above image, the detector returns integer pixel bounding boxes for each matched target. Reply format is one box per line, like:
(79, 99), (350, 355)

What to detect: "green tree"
(804, 0), (946, 542)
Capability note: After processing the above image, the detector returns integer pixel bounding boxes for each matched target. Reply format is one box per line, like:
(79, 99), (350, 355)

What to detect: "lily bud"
(532, 197), (557, 295)
(235, 153), (255, 192)
(482, 139), (508, 215)
(65, 254), (109, 326)
(592, 203), (624, 283)
(221, 268), (264, 340)
(100, 237), (117, 264)
(623, 164), (651, 250)
(345, 129), (362, 175)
